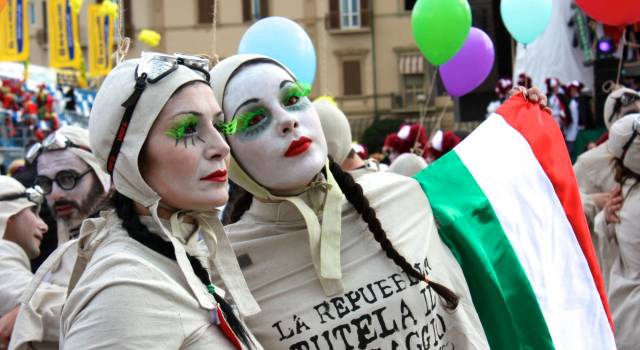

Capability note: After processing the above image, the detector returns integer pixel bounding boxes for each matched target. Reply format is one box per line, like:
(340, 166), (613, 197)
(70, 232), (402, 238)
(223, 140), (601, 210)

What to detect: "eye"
(248, 113), (266, 126)
(184, 123), (197, 135)
(285, 95), (299, 107)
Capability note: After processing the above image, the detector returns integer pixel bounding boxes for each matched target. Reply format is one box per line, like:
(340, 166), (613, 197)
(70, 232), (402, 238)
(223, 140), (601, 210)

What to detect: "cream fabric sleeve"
(593, 209), (617, 292)
(0, 241), (32, 315)
(61, 257), (186, 349)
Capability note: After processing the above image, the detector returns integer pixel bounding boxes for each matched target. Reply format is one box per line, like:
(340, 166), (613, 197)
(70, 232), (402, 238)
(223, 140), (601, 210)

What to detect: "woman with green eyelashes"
(31, 54), (263, 350)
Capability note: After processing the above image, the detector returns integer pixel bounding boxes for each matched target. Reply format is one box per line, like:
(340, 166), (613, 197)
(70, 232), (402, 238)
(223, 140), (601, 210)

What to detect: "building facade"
(24, 0), (508, 140)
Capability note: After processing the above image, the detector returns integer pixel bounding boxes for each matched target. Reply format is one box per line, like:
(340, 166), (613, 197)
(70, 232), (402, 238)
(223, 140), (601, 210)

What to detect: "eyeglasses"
(26, 132), (87, 164)
(34, 169), (92, 195)
(0, 186), (45, 209)
(620, 115), (640, 161)
(107, 52), (211, 174)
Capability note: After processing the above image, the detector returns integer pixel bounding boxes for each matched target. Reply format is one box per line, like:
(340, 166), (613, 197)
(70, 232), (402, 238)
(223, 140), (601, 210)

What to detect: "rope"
(210, 0), (219, 66)
(113, 0), (130, 65)
(615, 27), (627, 86)
(412, 69), (438, 152)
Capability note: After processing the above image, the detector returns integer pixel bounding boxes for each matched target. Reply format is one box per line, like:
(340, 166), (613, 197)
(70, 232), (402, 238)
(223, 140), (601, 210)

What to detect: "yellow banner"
(47, 0), (82, 69)
(0, 0), (30, 62)
(87, 4), (114, 77)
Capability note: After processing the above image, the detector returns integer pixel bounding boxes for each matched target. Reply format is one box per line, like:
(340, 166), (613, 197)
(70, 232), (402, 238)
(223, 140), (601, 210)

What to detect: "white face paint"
(222, 63), (328, 193)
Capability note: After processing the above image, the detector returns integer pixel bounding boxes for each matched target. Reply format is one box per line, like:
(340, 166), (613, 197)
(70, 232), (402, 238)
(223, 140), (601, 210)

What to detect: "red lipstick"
(285, 137), (312, 157)
(200, 169), (228, 182)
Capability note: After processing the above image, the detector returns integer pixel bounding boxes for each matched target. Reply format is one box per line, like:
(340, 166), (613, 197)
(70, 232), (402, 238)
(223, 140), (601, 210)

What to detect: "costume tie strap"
(169, 209), (260, 317)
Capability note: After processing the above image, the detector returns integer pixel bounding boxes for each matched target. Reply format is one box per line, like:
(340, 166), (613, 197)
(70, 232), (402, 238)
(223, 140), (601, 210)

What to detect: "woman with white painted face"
(209, 55), (489, 349)
(51, 53), (262, 349)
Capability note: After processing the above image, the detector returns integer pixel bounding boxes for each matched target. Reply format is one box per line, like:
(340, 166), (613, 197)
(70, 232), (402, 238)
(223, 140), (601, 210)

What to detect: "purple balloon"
(439, 27), (495, 97)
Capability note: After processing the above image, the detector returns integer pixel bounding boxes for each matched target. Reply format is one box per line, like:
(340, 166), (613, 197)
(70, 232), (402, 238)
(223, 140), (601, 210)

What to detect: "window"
(403, 74), (425, 110)
(340, 0), (360, 28)
(198, 0), (214, 24)
(242, 0), (268, 22)
(398, 54), (427, 110)
(327, 0), (369, 30)
(343, 60), (362, 95)
(404, 0), (417, 11)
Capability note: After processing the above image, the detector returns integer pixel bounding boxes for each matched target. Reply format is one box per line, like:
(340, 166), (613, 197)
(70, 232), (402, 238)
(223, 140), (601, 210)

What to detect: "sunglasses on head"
(34, 169), (92, 195)
(0, 186), (45, 209)
(26, 132), (87, 164)
(107, 52), (211, 174)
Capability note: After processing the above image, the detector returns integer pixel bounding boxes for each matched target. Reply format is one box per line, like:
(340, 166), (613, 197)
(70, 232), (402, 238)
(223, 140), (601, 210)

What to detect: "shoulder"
(357, 171), (427, 203)
(575, 142), (611, 169)
(0, 240), (30, 267)
(355, 171), (433, 220)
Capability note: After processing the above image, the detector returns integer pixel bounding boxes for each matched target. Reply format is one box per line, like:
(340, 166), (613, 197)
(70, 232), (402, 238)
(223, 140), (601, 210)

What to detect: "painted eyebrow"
(233, 98), (260, 118)
(170, 111), (203, 119)
(279, 80), (295, 89)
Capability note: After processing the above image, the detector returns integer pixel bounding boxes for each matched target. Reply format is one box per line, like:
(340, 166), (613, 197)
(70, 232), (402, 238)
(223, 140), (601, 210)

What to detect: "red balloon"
(576, 0), (640, 26)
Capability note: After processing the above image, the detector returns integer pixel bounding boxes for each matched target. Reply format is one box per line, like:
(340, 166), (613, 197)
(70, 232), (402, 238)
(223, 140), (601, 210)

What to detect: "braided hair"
(228, 158), (459, 309)
(112, 192), (254, 348)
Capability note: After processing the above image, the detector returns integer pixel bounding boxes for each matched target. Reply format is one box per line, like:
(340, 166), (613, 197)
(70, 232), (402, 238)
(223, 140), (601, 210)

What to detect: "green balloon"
(411, 0), (472, 66)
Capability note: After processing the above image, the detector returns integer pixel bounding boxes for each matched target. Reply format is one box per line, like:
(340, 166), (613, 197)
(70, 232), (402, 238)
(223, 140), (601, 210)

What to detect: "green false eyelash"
(215, 107), (267, 135)
(282, 82), (311, 104)
(166, 114), (199, 139)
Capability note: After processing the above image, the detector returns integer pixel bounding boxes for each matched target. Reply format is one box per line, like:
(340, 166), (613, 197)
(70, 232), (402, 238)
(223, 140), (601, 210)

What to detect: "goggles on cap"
(26, 132), (88, 164)
(612, 92), (640, 123)
(106, 51), (211, 174)
(0, 186), (45, 210)
(620, 115), (640, 161)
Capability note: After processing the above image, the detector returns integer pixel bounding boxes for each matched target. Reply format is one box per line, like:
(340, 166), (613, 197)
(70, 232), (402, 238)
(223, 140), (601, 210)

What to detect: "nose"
(277, 112), (299, 136)
(47, 182), (65, 203)
(36, 216), (48, 234)
(205, 127), (231, 161)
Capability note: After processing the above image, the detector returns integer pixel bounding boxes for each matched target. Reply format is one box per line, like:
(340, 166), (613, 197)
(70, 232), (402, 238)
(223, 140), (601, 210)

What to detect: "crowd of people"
(0, 51), (638, 350)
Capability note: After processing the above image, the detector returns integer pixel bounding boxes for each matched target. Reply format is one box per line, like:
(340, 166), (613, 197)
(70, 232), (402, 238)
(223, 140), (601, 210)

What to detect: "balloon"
(500, 0), (552, 44)
(576, 0), (640, 26)
(439, 27), (494, 97)
(411, 0), (471, 66)
(238, 17), (317, 85)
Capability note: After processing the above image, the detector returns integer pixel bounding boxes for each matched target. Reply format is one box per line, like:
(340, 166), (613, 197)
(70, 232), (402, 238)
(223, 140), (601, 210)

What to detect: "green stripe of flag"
(414, 150), (555, 350)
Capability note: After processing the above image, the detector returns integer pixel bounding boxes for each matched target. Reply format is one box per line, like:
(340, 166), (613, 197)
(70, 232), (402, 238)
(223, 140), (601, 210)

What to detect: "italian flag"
(415, 94), (615, 350)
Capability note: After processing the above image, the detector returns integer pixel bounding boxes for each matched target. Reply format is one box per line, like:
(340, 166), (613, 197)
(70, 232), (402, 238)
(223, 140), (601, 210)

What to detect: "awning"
(398, 54), (424, 75)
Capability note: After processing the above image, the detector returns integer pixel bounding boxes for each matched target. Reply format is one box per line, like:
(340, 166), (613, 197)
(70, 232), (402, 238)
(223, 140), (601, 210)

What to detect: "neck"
(132, 200), (195, 223)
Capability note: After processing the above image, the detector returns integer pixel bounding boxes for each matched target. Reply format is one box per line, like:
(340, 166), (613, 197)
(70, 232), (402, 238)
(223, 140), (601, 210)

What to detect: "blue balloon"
(500, 0), (552, 45)
(238, 17), (317, 85)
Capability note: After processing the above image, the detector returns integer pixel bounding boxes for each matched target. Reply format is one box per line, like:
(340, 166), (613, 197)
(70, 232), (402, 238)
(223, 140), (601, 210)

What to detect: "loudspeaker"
(593, 58), (619, 128)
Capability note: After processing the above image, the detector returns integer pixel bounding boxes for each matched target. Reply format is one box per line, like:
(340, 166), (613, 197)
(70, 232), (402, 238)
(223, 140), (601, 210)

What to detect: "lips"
(285, 137), (312, 157)
(200, 169), (228, 183)
(54, 204), (76, 217)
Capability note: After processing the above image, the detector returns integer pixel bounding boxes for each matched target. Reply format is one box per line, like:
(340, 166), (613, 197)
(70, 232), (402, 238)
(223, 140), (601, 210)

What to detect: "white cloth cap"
(604, 87), (640, 130)
(608, 113), (640, 175)
(388, 153), (428, 177)
(313, 99), (352, 164)
(0, 176), (34, 238)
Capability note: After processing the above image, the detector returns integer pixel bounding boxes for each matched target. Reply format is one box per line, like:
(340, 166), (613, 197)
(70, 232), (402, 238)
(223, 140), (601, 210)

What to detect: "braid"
(327, 158), (459, 309)
(112, 193), (253, 348)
